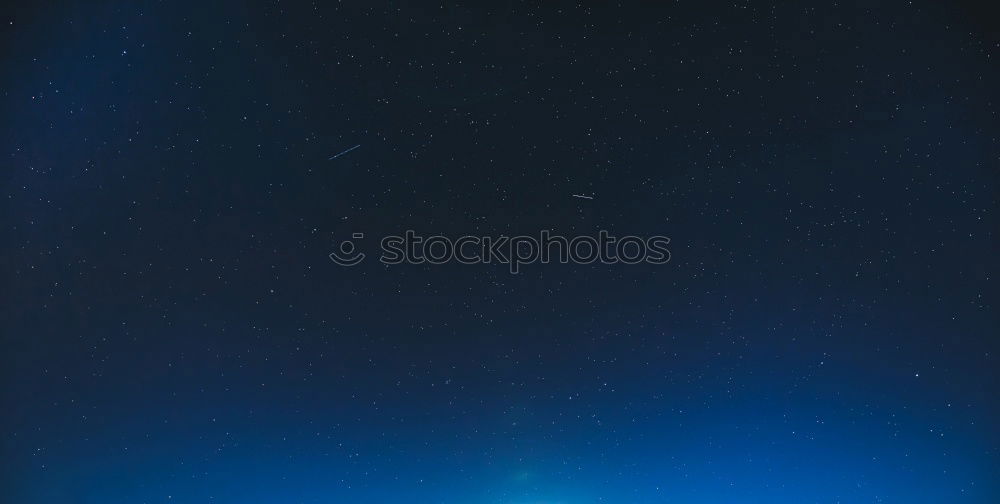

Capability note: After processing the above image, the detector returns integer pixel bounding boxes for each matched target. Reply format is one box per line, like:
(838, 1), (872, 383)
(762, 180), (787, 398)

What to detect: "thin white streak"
(328, 144), (361, 160)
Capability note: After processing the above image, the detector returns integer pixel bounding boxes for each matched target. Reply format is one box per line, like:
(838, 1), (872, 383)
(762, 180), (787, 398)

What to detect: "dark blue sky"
(2, 1), (997, 502)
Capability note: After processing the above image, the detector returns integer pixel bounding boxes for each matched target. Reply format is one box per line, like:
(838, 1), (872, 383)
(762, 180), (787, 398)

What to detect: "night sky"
(2, 1), (998, 503)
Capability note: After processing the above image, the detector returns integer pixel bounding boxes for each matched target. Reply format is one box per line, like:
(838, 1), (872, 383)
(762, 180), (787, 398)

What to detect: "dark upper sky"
(2, 1), (997, 503)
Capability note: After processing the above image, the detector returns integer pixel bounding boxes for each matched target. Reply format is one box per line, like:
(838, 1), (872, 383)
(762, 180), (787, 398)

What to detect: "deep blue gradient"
(2, 1), (997, 502)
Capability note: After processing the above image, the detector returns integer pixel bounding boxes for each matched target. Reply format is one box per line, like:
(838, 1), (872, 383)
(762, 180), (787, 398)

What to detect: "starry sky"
(2, 1), (998, 503)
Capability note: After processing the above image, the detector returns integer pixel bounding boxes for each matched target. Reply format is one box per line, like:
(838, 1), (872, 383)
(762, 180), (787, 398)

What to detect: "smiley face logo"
(329, 233), (366, 266)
